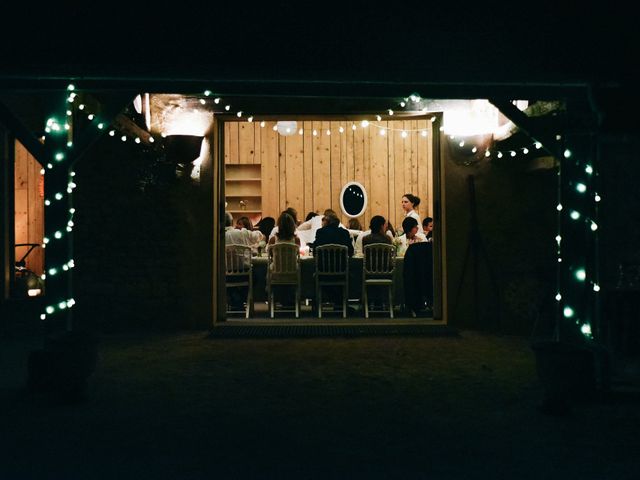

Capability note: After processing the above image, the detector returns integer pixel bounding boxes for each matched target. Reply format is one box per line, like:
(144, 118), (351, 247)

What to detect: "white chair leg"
(364, 284), (369, 319)
(317, 286), (322, 319)
(342, 285), (347, 318)
(269, 289), (274, 318)
(388, 287), (394, 319)
(295, 286), (300, 318)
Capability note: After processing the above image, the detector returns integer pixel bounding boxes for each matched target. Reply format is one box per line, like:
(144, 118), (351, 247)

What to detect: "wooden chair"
(314, 244), (349, 318)
(362, 243), (396, 318)
(267, 243), (301, 318)
(224, 245), (253, 319)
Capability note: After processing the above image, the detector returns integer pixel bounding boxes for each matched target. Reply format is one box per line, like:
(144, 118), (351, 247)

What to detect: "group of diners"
(224, 193), (434, 257)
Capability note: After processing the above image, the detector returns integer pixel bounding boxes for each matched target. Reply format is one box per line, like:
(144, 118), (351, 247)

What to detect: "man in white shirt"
(224, 212), (264, 253)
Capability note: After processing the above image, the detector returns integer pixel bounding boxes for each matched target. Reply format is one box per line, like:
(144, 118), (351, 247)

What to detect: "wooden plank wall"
(224, 119), (433, 229)
(14, 140), (44, 275)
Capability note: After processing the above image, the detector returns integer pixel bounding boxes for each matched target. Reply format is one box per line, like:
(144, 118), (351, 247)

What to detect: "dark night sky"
(1, 3), (635, 85)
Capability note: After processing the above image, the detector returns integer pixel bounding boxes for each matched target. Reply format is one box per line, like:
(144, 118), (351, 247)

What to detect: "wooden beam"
(489, 99), (562, 158)
(0, 101), (46, 162)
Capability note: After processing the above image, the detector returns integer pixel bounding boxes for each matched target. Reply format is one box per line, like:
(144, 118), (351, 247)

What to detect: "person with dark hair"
(398, 216), (426, 255)
(268, 207), (302, 243)
(256, 216), (276, 239)
(314, 213), (354, 257)
(401, 193), (421, 226)
(225, 212), (263, 254)
(354, 215), (394, 255)
(347, 218), (362, 231)
(422, 216), (433, 241)
(235, 216), (253, 231)
(305, 211), (319, 222)
(362, 215), (392, 248)
(297, 208), (344, 246)
(267, 212), (300, 249)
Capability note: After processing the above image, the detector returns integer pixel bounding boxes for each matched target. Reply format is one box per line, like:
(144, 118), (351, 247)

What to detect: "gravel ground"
(1, 330), (639, 479)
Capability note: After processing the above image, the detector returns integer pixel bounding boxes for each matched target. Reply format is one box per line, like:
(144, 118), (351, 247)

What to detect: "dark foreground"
(1, 330), (639, 479)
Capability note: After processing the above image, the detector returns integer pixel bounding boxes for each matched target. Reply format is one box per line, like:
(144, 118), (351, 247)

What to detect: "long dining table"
(250, 255), (405, 305)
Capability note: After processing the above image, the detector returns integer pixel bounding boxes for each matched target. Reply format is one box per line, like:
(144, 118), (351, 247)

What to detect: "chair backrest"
(268, 242), (300, 283)
(363, 243), (396, 276)
(315, 244), (348, 277)
(225, 245), (252, 275)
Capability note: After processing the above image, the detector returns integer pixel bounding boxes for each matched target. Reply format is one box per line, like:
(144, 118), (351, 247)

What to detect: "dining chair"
(224, 245), (253, 319)
(267, 243), (301, 318)
(314, 244), (349, 318)
(362, 243), (396, 318)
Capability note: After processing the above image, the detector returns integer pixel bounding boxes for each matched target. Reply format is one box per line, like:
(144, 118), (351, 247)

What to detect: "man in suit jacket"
(313, 213), (354, 257)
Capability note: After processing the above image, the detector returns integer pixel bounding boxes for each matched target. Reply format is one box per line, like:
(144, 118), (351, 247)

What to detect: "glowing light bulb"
(585, 165), (593, 174)
(421, 131), (428, 137)
(379, 129), (386, 136)
(69, 208), (76, 213)
(459, 141), (465, 147)
(563, 306), (574, 318)
(45, 200), (51, 206)
(575, 268), (586, 281)
(556, 203), (563, 211)
(326, 129), (331, 136)
(237, 111), (242, 117)
(313, 130), (318, 136)
(581, 324), (592, 336)
(79, 104), (85, 110)
(55, 193), (63, 200)
(339, 126), (344, 133)
(260, 121), (265, 128)
(593, 284), (600, 292)
(67, 84), (75, 91)
(224, 105), (231, 111)
(55, 152), (64, 161)
(594, 194), (601, 202)
(352, 124), (356, 130)
(204, 90), (212, 96)
(87, 114), (94, 121)
(109, 130), (115, 136)
(46, 306), (55, 314)
(591, 221), (598, 231)
(576, 183), (587, 193)
(401, 131), (408, 138)
(58, 302), (67, 310)
(555, 235), (562, 243)
(376, 115), (382, 121)
(134, 137), (141, 144)
(535, 142), (542, 149)
(199, 99), (206, 105)
(149, 137), (155, 143)
(523, 148), (529, 154)
(48, 268), (57, 276)
(471, 147), (477, 153)
(485, 151), (491, 157)
(388, 109), (394, 115)
(248, 116), (253, 122)
(570, 210), (580, 220)
(497, 152), (503, 158)
(298, 129), (303, 135)
(54, 231), (62, 239)
(555, 293), (562, 301)
(121, 136), (127, 142)
(272, 125), (277, 131)
(564, 149), (572, 158)
(510, 151), (516, 157)
(400, 101), (406, 107)
(361, 120), (369, 128)
(214, 98), (221, 104)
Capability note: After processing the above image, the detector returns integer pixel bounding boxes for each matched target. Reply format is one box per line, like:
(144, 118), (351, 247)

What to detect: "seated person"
(268, 207), (307, 247)
(255, 216), (276, 240)
(361, 215), (393, 308)
(362, 215), (392, 247)
(354, 217), (394, 256)
(422, 216), (433, 242)
(314, 213), (354, 257)
(398, 216), (426, 255)
(297, 208), (345, 246)
(267, 212), (301, 249)
(225, 212), (264, 254)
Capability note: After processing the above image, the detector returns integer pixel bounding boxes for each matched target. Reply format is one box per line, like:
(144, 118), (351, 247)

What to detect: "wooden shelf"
(225, 164), (262, 221)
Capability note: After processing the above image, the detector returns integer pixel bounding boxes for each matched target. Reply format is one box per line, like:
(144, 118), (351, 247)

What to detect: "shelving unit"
(225, 164), (262, 224)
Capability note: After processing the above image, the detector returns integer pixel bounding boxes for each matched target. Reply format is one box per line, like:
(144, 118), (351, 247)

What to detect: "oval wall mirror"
(340, 182), (367, 218)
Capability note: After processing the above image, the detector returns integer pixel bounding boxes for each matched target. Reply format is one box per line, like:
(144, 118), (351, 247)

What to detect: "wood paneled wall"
(14, 141), (44, 275)
(224, 119), (433, 229)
